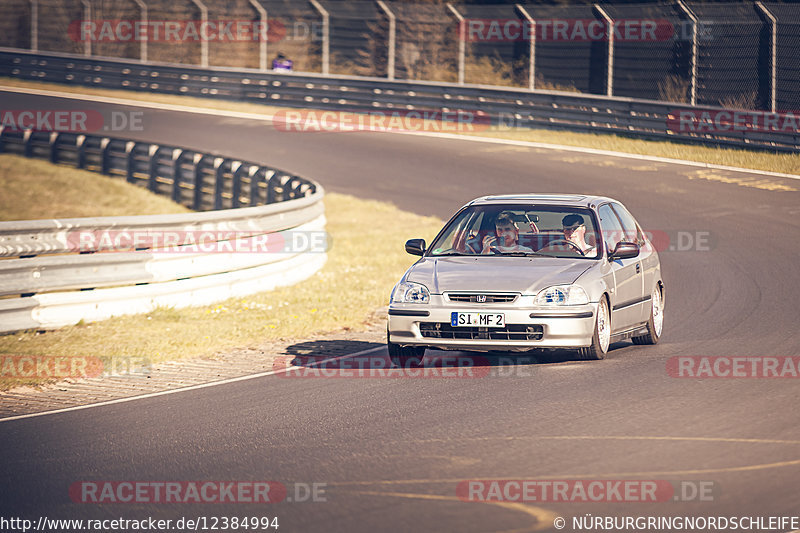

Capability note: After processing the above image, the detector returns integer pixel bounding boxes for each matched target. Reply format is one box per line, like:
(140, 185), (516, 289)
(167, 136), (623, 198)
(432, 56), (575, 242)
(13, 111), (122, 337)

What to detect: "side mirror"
(609, 241), (640, 261)
(405, 238), (426, 256)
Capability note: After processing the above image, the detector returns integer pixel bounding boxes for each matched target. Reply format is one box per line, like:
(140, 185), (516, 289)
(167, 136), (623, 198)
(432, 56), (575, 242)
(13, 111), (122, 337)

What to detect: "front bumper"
(388, 299), (598, 352)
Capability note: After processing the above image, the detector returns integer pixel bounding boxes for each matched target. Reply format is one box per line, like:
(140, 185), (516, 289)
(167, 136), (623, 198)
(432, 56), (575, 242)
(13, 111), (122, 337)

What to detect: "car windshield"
(427, 204), (601, 259)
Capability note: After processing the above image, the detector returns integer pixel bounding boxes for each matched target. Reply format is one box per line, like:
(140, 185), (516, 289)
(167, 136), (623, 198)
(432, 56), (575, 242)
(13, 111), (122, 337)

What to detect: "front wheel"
(632, 284), (663, 345)
(387, 329), (426, 368)
(578, 297), (611, 360)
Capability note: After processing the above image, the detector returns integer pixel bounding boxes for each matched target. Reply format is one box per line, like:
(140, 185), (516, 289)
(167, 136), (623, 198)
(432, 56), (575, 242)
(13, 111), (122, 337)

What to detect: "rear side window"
(598, 204), (624, 253)
(610, 203), (644, 245)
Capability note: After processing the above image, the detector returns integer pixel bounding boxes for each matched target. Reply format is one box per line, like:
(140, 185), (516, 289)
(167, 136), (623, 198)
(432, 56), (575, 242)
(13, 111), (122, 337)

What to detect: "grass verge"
(2, 77), (799, 176)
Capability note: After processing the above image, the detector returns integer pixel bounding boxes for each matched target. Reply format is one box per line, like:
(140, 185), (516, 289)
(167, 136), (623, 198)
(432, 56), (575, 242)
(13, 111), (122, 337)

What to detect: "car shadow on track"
(282, 339), (633, 372)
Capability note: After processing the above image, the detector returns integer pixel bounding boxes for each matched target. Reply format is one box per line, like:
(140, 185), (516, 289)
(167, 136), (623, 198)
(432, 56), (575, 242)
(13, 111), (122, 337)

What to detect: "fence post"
(133, 0), (148, 62)
(594, 5), (614, 97)
(756, 1), (777, 113)
(676, 0), (698, 106)
(29, 0), (38, 52)
(447, 3), (465, 85)
(190, 0), (209, 67)
(309, 0), (330, 75)
(516, 4), (535, 90)
(377, 0), (395, 80)
(248, 0), (268, 71)
(81, 0), (92, 57)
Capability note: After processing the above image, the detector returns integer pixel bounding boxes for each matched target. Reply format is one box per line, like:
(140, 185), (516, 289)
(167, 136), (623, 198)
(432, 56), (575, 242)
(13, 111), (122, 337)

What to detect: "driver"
(481, 211), (534, 254)
(562, 213), (596, 256)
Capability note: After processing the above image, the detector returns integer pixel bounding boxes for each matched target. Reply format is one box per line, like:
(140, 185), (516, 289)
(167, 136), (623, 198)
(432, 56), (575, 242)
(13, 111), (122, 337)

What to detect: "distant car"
(387, 194), (664, 367)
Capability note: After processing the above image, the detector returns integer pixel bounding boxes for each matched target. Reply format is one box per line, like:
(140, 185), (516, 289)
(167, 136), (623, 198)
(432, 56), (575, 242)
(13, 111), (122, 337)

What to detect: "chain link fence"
(0, 1), (797, 112)
(764, 2), (800, 111)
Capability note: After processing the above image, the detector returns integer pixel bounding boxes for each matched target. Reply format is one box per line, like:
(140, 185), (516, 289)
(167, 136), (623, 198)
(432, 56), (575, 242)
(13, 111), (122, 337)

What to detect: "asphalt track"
(2, 90), (800, 532)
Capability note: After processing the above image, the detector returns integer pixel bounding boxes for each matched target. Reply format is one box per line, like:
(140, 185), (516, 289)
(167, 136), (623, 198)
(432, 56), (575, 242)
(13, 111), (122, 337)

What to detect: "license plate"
(451, 312), (505, 327)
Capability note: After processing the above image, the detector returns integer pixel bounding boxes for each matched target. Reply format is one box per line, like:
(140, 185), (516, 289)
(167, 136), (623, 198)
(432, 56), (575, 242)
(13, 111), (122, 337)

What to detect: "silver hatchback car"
(387, 194), (664, 366)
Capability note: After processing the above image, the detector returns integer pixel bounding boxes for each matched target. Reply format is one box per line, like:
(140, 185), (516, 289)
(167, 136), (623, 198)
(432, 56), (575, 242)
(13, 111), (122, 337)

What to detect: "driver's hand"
(481, 234), (496, 253)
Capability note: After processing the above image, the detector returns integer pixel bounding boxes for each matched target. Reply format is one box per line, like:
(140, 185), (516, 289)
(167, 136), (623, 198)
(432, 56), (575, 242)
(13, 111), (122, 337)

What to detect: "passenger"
(481, 211), (534, 254)
(561, 213), (597, 256)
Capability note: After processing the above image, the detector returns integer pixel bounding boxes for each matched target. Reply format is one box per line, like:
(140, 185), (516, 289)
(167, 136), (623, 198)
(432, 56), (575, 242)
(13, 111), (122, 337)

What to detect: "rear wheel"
(578, 297), (610, 360)
(387, 328), (426, 368)
(632, 284), (663, 345)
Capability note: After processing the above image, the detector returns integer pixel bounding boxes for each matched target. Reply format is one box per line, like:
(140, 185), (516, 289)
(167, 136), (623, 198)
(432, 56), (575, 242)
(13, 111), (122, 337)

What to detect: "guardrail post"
(676, 0), (698, 106)
(377, 1), (395, 80)
(594, 5), (614, 97)
(756, 1), (777, 113)
(447, 3), (465, 85)
(125, 141), (136, 182)
(132, 0), (148, 62)
(23, 130), (34, 158)
(231, 161), (243, 208)
(516, 4), (535, 90)
(76, 135), (86, 169)
(214, 157), (226, 210)
(172, 148), (183, 203)
(29, 0), (38, 52)
(193, 153), (205, 210)
(148, 145), (159, 192)
(190, 0), (209, 67)
(248, 0), (267, 71)
(309, 0), (329, 75)
(264, 169), (276, 204)
(49, 132), (59, 163)
(247, 165), (260, 205)
(100, 138), (111, 175)
(81, 0), (92, 57)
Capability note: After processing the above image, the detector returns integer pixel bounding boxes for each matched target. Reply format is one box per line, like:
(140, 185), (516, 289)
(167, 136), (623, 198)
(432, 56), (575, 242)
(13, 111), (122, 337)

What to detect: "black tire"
(577, 296), (611, 360)
(632, 284), (664, 345)
(387, 329), (426, 368)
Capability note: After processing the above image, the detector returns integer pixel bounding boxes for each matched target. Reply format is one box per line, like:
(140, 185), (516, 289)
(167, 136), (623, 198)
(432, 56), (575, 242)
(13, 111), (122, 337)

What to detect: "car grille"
(446, 293), (517, 303)
(419, 323), (544, 341)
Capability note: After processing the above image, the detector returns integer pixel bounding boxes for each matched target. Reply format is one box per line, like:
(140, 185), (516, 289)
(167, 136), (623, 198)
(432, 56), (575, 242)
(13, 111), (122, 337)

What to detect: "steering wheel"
(539, 239), (585, 255)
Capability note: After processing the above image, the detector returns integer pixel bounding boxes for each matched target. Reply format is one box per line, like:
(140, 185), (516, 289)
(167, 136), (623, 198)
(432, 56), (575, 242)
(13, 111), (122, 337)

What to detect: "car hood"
(405, 256), (593, 294)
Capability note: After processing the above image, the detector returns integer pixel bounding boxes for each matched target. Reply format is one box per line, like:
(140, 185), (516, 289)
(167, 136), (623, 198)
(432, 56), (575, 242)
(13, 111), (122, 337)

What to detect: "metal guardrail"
(0, 123), (325, 334)
(1, 48), (797, 153)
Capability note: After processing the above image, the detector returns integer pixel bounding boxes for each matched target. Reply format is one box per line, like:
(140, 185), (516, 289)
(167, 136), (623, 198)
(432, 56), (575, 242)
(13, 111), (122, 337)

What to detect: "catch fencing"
(0, 1), (797, 110)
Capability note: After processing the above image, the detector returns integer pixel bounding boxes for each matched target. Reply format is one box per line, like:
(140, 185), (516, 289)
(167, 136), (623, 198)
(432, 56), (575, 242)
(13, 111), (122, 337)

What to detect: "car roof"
(466, 194), (618, 208)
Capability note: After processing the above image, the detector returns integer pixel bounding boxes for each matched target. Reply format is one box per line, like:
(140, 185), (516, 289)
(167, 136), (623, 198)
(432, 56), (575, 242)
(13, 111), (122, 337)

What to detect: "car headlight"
(391, 281), (430, 304)
(535, 284), (589, 306)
